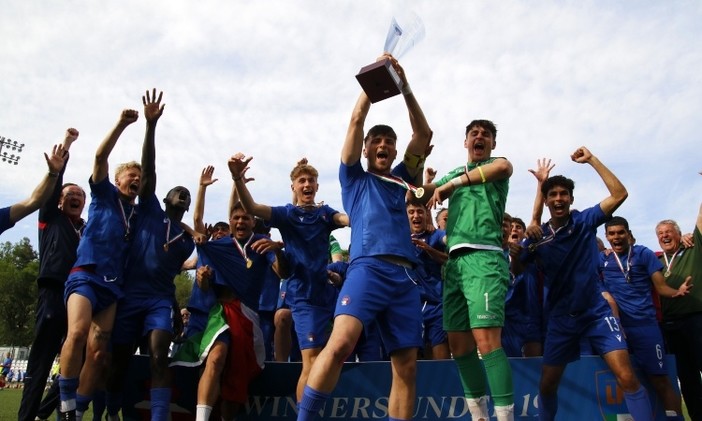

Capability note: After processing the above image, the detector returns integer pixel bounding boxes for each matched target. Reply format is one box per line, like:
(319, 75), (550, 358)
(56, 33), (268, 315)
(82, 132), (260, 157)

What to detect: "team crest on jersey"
(341, 295), (351, 306)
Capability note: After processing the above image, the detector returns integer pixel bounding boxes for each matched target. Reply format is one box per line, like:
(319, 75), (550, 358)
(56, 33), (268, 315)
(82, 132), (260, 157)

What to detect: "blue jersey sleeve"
(0, 206), (14, 235)
(327, 261), (349, 278)
(89, 174), (116, 200)
(339, 160), (364, 189)
(268, 205), (289, 229)
(639, 246), (664, 276)
(580, 205), (608, 230)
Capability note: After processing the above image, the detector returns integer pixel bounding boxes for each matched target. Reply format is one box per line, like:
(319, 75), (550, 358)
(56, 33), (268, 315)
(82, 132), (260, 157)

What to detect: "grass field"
(1, 388), (28, 419)
(0, 387), (104, 421)
(0, 385), (691, 420)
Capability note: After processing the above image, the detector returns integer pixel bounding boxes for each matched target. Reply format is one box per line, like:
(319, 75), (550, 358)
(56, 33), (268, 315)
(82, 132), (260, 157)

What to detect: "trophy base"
(355, 58), (404, 103)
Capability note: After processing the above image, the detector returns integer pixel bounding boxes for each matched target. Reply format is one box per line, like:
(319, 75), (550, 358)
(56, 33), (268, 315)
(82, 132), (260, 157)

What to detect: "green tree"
(174, 271), (194, 309)
(0, 237), (38, 269)
(0, 238), (39, 346)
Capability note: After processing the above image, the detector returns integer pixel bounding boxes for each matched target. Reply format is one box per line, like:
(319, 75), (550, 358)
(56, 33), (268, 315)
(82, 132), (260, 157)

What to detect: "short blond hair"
(289, 157), (318, 181)
(114, 161), (142, 179)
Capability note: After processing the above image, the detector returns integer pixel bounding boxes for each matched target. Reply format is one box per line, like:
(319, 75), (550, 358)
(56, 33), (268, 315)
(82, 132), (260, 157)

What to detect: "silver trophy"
(355, 12), (425, 103)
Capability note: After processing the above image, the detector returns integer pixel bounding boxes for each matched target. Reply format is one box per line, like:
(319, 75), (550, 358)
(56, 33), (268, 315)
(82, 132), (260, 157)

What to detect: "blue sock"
(623, 386), (652, 421)
(151, 387), (172, 421)
(105, 391), (123, 416)
(298, 385), (329, 421)
(59, 377), (79, 412)
(538, 393), (558, 421)
(92, 390), (106, 421)
(76, 393), (92, 413)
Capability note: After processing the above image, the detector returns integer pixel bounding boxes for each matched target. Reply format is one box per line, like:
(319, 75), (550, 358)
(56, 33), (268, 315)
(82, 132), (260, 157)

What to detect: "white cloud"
(0, 0), (700, 252)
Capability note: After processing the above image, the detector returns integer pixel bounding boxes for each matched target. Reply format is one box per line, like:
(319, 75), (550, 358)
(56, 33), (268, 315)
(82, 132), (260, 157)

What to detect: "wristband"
(401, 83), (413, 96)
(403, 152), (425, 169)
(232, 175), (242, 181)
(451, 177), (463, 188)
(48, 172), (58, 178)
(477, 166), (487, 183)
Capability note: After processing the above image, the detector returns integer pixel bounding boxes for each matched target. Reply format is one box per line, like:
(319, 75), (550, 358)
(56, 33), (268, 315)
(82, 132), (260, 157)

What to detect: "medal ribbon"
(232, 233), (255, 265)
(163, 218), (185, 251)
(119, 201), (135, 239)
(528, 221), (568, 251)
(612, 247), (633, 282)
(663, 249), (681, 276)
(369, 172), (423, 197)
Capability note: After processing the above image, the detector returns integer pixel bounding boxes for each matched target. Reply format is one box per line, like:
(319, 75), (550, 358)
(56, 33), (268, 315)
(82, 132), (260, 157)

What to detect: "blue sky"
(1, 0), (700, 252)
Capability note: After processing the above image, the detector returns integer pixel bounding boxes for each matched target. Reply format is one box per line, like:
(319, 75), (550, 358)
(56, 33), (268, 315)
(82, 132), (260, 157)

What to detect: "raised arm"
(394, 55), (432, 178)
(139, 89), (165, 200)
(193, 165), (218, 235)
(228, 163), (254, 219)
(228, 154), (272, 220)
(341, 92), (371, 166)
(571, 147), (627, 216)
(424, 167), (437, 185)
(93, 109), (139, 183)
(62, 128), (79, 153)
(10, 144), (68, 224)
(45, 128), (80, 212)
(697, 172), (702, 233)
(526, 158), (555, 238)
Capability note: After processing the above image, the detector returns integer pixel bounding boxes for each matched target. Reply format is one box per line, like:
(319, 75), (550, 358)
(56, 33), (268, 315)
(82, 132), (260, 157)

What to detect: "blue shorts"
(277, 280), (291, 309)
(349, 320), (387, 362)
(543, 303), (628, 365)
(64, 273), (119, 315)
(290, 300), (334, 350)
(624, 323), (668, 375)
(422, 301), (447, 347)
(112, 296), (174, 344)
(336, 257), (423, 354)
(215, 330), (231, 346)
(502, 321), (543, 357)
(185, 309), (209, 339)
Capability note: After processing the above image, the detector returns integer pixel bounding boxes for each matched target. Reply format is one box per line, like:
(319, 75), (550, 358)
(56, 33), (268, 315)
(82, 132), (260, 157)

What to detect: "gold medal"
(664, 270), (671, 278)
(233, 234), (255, 269)
(163, 243), (169, 252)
(414, 187), (424, 199)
